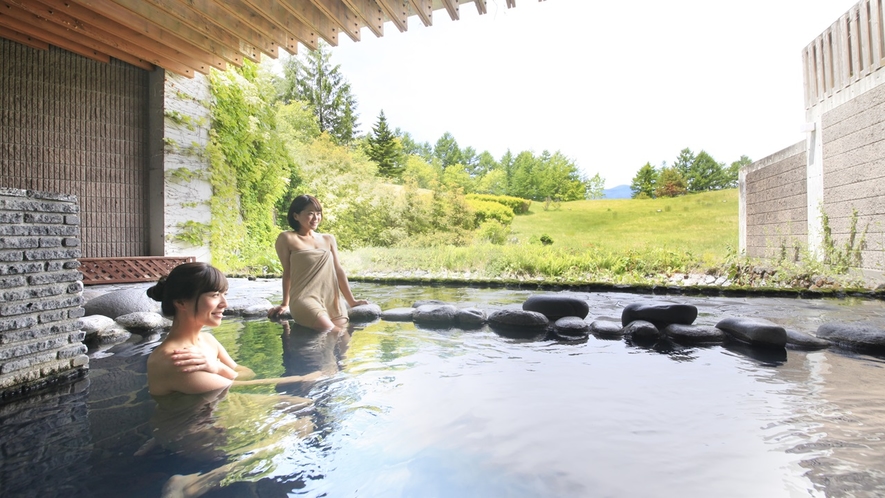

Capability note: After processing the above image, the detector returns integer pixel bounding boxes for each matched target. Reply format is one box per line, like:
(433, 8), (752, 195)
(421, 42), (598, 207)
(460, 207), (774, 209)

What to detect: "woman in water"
(143, 262), (320, 497)
(267, 194), (367, 330)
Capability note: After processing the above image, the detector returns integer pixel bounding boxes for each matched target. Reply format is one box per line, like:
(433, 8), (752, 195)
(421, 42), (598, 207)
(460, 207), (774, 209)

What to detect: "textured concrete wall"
(0, 188), (88, 398)
(0, 40), (149, 259)
(162, 72), (213, 262)
(820, 82), (885, 273)
(742, 142), (808, 260)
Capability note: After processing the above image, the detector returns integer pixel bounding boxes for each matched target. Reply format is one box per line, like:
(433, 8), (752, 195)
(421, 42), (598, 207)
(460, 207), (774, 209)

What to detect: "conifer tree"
(366, 110), (404, 179)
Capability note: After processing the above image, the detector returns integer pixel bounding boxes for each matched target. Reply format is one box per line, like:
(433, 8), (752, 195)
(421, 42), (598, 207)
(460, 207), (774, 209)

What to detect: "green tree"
(630, 162), (657, 198)
(585, 172), (605, 199)
(402, 155), (440, 189)
(654, 167), (687, 197)
(365, 110), (404, 179)
(397, 129), (433, 162)
(724, 155), (751, 188)
(433, 132), (462, 168)
(672, 147), (695, 180)
(686, 150), (724, 192)
(278, 41), (358, 145)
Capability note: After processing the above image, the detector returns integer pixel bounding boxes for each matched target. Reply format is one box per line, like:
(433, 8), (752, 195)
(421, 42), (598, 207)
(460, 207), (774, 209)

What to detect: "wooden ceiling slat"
(141, 0), (264, 62)
(35, 0), (208, 75)
(408, 0), (432, 27)
(0, 26), (49, 50)
(0, 13), (109, 63)
(277, 0), (339, 47)
(103, 0), (245, 66)
(221, 0), (297, 55)
(441, 0), (459, 21)
(308, 0), (361, 42)
(341, 0), (383, 38)
(243, 0), (319, 51)
(0, 1), (153, 69)
(71, 0), (233, 70)
(474, 0), (487, 15)
(374, 0), (408, 33)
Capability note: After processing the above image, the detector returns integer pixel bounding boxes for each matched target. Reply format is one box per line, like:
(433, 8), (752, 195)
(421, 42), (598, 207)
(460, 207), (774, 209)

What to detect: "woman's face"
(294, 207), (322, 232)
(191, 290), (227, 327)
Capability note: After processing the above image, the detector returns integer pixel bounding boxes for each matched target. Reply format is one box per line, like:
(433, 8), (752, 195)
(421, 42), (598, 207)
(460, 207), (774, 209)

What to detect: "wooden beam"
(0, 12), (109, 63)
(408, 0), (432, 26)
(242, 0), (318, 51)
(277, 0), (339, 47)
(71, 0), (234, 70)
(32, 0), (208, 75)
(142, 0), (268, 61)
(0, 1), (153, 69)
(340, 0), (383, 38)
(441, 0), (459, 21)
(222, 0), (298, 55)
(308, 0), (361, 42)
(374, 0), (408, 33)
(506, 0), (516, 8)
(0, 26), (50, 50)
(474, 0), (487, 15)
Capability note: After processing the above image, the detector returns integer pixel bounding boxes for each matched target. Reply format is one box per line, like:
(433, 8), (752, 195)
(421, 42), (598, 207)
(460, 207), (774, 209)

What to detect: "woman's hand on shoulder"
(170, 347), (219, 375)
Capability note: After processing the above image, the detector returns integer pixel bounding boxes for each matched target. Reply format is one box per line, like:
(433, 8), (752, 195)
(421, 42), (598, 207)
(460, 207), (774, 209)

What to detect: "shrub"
(466, 193), (531, 214)
(465, 198), (515, 225)
(477, 220), (510, 245)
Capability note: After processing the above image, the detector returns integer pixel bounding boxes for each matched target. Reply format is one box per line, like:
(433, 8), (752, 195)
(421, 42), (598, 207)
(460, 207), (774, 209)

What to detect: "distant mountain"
(602, 184), (632, 199)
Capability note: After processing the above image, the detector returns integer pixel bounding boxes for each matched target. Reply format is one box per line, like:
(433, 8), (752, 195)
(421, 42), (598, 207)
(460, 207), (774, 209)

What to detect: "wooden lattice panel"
(78, 257), (196, 285)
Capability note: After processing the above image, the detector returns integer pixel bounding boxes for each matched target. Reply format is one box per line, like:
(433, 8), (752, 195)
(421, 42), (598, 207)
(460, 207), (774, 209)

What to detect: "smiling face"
(293, 207), (322, 233)
(178, 290), (227, 328)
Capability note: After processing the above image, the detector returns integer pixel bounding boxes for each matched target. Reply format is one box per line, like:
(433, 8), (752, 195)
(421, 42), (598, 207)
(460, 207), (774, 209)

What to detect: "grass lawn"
(511, 189), (738, 264)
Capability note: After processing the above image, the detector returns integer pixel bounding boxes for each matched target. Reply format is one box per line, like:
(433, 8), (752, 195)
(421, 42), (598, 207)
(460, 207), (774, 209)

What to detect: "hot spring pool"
(3, 282), (885, 497)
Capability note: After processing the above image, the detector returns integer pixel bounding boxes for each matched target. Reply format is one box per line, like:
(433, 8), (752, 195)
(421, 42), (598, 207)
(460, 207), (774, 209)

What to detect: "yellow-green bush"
(466, 194), (531, 214)
(465, 198), (515, 225)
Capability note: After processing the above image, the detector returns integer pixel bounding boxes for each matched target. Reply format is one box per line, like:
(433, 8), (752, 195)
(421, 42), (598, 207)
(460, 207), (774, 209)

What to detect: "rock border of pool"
(79, 278), (885, 358)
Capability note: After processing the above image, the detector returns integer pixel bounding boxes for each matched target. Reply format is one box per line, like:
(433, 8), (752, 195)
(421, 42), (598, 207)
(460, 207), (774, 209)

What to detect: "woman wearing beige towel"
(267, 194), (367, 330)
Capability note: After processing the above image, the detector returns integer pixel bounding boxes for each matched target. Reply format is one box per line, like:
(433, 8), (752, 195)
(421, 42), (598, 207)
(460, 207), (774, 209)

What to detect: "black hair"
(146, 262), (228, 317)
(287, 194), (323, 231)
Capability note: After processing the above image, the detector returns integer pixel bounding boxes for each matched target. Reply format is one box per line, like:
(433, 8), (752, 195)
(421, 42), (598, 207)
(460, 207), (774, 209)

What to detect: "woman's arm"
(327, 234), (367, 307)
(269, 232), (292, 317)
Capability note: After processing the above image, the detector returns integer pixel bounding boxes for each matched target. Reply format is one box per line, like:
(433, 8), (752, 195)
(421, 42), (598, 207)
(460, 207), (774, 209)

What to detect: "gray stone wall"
(821, 82), (885, 272)
(742, 142), (808, 260)
(0, 188), (88, 398)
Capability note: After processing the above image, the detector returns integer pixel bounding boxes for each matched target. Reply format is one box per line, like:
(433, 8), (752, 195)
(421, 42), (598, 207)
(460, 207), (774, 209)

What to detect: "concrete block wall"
(820, 82), (885, 272)
(0, 188), (88, 398)
(741, 142), (808, 260)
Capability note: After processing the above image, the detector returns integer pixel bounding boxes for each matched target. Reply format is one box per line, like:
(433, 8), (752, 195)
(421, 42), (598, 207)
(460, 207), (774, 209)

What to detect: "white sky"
(325, 0), (858, 188)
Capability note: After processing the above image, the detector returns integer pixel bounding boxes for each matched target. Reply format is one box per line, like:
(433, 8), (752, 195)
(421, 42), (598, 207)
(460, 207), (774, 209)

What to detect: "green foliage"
(654, 167), (687, 197)
(441, 165), (475, 193)
(208, 60), (293, 272)
(821, 206), (868, 273)
(402, 155), (441, 189)
(433, 132), (462, 168)
(585, 172), (605, 200)
(278, 41), (358, 145)
(630, 162), (657, 198)
(465, 193), (531, 214)
(175, 220), (210, 246)
(476, 220), (510, 245)
(365, 110), (404, 179)
(724, 155), (751, 188)
(539, 234), (553, 245)
(686, 150), (725, 192)
(465, 198), (515, 225)
(508, 150), (586, 202)
(167, 167), (202, 184)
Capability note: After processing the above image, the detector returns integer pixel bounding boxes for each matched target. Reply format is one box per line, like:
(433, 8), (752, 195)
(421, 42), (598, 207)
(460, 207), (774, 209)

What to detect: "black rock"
(621, 302), (698, 327)
(662, 323), (725, 344)
(716, 317), (786, 348)
(413, 304), (458, 326)
(552, 316), (590, 337)
(456, 308), (486, 328)
(622, 320), (660, 339)
(380, 307), (415, 322)
(349, 303), (382, 323)
(589, 320), (624, 337)
(488, 309), (549, 328)
(523, 294), (590, 320)
(84, 288), (160, 319)
(816, 322), (885, 353)
(785, 329), (830, 350)
(412, 300), (449, 308)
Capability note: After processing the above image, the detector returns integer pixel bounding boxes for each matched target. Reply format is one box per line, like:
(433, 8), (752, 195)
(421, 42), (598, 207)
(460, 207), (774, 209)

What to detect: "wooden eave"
(0, 0), (540, 77)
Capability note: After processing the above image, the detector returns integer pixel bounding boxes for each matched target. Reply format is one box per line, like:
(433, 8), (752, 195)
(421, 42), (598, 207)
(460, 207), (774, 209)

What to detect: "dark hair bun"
(146, 278), (167, 302)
